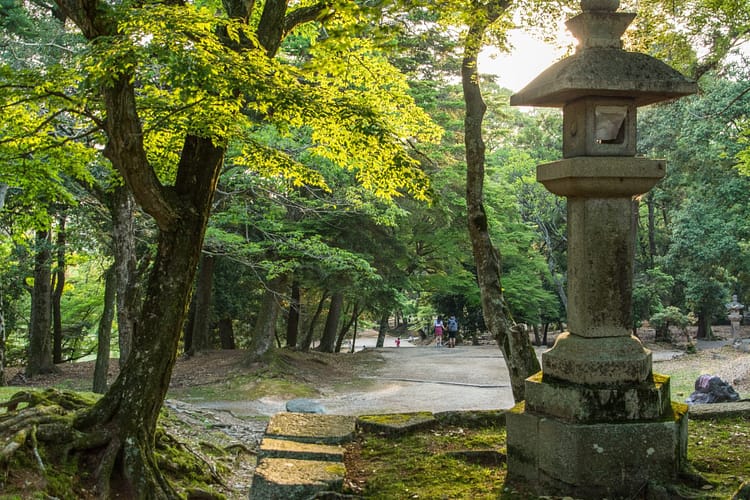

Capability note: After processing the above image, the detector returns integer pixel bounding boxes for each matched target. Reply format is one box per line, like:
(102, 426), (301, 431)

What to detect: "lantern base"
(506, 399), (688, 498)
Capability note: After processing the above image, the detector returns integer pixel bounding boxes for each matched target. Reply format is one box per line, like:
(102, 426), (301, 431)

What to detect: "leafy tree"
(639, 75), (750, 338)
(2, 1), (440, 496)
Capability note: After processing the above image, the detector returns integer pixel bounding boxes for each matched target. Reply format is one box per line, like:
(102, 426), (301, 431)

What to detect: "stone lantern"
(505, 1), (697, 497)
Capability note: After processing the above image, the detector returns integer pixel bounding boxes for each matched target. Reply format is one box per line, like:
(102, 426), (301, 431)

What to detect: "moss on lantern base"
(507, 399), (688, 498)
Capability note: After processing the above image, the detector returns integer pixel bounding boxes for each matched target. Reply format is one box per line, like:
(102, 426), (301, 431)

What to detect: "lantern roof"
(510, 2), (697, 108)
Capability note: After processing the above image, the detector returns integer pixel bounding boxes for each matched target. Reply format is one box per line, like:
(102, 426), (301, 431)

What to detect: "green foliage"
(633, 268), (675, 328)
(649, 306), (691, 338)
(639, 75), (750, 324)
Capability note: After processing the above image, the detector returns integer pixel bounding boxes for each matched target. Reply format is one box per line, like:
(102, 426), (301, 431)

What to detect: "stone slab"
(259, 438), (344, 462)
(524, 371), (672, 422)
(356, 412), (436, 437)
(250, 458), (345, 500)
(542, 332), (652, 384)
(507, 401), (688, 498)
(265, 413), (356, 444)
(688, 400), (750, 420)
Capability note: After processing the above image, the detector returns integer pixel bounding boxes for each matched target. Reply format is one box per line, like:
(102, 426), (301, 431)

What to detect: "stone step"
(259, 438), (345, 462)
(356, 412), (436, 437)
(250, 458), (345, 500)
(264, 413), (356, 444)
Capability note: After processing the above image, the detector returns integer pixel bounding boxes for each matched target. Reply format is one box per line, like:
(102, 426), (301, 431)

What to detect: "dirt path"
(195, 341), (698, 417)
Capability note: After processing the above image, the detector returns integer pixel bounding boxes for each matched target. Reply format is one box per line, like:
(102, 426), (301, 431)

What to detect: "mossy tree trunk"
(73, 129), (224, 497)
(45, 0), (335, 493)
(461, 6), (540, 403)
(27, 229), (55, 377)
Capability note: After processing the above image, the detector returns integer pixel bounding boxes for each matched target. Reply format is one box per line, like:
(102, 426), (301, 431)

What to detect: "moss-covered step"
(688, 401), (750, 420)
(356, 412), (436, 437)
(264, 413), (356, 444)
(433, 409), (507, 428)
(250, 457), (346, 499)
(259, 438), (344, 462)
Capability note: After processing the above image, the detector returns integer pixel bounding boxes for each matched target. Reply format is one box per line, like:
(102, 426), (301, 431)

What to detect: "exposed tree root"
(0, 388), (238, 498)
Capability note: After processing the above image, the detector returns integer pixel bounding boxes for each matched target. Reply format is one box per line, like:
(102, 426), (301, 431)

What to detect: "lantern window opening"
(595, 105), (628, 144)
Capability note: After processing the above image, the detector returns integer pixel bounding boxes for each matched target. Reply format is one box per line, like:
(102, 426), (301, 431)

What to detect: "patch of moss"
(358, 412), (433, 426)
(347, 415), (750, 499)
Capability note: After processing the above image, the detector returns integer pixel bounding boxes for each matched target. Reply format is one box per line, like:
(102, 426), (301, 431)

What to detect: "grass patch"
(345, 424), (522, 499)
(346, 416), (750, 498)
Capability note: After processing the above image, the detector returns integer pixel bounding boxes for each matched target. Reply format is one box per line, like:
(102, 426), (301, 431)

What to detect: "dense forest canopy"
(1, 0), (750, 495)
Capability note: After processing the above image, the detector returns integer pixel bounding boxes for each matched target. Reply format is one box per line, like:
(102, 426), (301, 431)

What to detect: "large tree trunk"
(696, 310), (713, 340)
(93, 264), (117, 393)
(247, 274), (289, 359)
(190, 253), (215, 352)
(318, 291), (343, 353)
(73, 132), (225, 497)
(109, 185), (139, 367)
(49, 0), (329, 494)
(51, 212), (66, 364)
(27, 229), (55, 377)
(461, 12), (540, 403)
(285, 280), (301, 347)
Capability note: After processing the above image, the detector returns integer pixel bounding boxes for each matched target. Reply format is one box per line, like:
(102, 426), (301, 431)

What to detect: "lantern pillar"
(505, 1), (697, 496)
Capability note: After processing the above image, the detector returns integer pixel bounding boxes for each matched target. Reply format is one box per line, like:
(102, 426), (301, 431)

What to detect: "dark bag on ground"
(686, 374), (740, 404)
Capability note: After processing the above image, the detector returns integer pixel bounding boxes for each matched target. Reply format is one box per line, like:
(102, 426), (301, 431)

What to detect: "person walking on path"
(447, 316), (458, 348)
(434, 317), (445, 347)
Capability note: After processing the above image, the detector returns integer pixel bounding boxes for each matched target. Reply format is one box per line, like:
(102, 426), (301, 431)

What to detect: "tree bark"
(285, 280), (301, 348)
(51, 212), (66, 364)
(318, 291), (343, 353)
(696, 311), (713, 340)
(93, 265), (117, 393)
(218, 317), (236, 349)
(461, 11), (539, 403)
(247, 274), (289, 359)
(190, 253), (215, 352)
(335, 302), (360, 353)
(48, 0), (332, 493)
(27, 229), (55, 377)
(0, 183), (7, 385)
(299, 291), (328, 352)
(109, 185), (139, 368)
(74, 133), (225, 498)
(376, 311), (388, 348)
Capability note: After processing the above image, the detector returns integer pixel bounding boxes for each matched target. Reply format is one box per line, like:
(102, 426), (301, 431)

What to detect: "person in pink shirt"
(434, 316), (445, 347)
